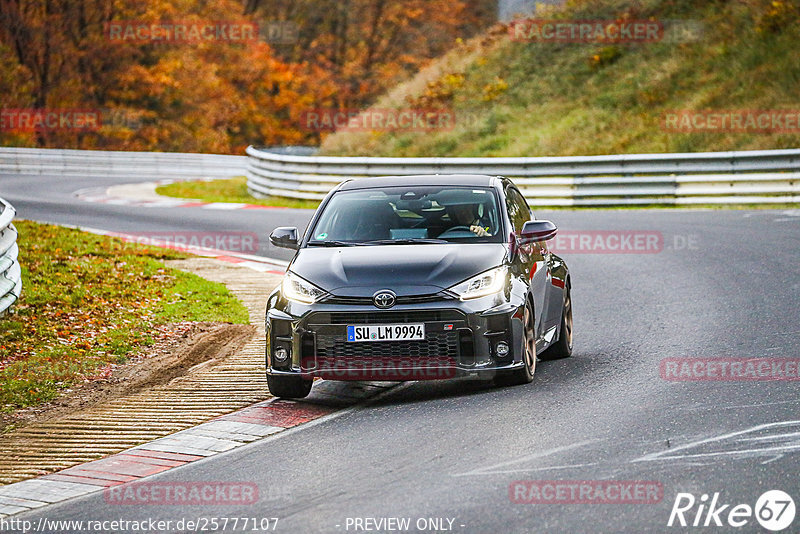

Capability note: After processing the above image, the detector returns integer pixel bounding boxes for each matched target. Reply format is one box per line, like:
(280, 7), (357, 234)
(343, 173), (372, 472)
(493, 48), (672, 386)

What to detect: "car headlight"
(281, 271), (326, 304)
(448, 266), (507, 300)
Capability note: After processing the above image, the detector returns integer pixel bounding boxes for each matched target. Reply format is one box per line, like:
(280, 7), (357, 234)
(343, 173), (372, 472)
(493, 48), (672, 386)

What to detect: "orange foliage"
(0, 0), (494, 153)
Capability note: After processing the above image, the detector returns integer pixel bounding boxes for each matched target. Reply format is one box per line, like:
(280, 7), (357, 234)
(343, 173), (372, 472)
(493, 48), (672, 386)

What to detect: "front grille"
(314, 330), (459, 365)
(309, 310), (464, 325)
(321, 293), (453, 305)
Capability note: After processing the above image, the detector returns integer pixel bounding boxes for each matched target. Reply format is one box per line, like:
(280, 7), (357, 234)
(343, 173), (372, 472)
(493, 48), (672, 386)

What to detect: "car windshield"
(308, 186), (504, 245)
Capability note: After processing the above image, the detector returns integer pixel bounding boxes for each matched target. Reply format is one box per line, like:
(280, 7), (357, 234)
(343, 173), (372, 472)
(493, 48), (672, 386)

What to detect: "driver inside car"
(446, 203), (491, 237)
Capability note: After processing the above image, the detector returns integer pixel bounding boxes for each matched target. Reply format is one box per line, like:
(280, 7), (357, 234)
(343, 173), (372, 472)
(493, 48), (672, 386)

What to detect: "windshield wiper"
(363, 238), (450, 245)
(307, 240), (365, 247)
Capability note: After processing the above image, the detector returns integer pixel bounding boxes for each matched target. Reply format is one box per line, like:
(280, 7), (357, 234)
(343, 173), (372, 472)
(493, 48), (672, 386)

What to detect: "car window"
(308, 186), (504, 244)
(505, 186), (531, 234)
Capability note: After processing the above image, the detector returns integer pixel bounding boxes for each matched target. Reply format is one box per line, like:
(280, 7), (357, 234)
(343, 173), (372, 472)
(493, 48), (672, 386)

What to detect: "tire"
(539, 282), (573, 361)
(267, 373), (313, 399)
(495, 300), (536, 386)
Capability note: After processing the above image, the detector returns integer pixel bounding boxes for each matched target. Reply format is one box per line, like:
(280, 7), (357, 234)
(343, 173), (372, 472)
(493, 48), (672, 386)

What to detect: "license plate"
(347, 323), (425, 342)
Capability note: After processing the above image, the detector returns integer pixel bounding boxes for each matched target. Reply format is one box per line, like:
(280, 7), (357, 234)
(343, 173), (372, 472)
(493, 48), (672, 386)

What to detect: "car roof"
(338, 174), (501, 191)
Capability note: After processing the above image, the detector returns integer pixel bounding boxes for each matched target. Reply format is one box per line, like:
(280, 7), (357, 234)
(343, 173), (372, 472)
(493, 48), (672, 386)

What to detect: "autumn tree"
(245, 0), (497, 108)
(0, 0), (495, 152)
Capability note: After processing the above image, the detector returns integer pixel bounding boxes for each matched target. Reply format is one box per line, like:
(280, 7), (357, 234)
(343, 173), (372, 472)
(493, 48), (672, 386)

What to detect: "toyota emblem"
(373, 290), (396, 309)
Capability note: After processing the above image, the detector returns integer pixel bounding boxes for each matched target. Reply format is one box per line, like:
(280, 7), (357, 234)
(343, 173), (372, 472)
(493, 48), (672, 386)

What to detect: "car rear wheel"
(495, 301), (536, 386)
(267, 374), (313, 399)
(540, 283), (573, 361)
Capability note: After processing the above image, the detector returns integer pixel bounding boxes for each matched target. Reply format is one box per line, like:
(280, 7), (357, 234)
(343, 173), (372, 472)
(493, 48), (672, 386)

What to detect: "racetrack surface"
(2, 173), (800, 532)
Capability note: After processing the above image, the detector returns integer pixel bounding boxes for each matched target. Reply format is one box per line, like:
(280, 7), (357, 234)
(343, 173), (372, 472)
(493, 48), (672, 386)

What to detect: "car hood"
(289, 244), (508, 297)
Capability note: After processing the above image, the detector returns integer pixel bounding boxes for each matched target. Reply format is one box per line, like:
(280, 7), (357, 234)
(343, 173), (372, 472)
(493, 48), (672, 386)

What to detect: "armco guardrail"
(0, 197), (21, 317)
(246, 146), (800, 206)
(0, 147), (247, 180)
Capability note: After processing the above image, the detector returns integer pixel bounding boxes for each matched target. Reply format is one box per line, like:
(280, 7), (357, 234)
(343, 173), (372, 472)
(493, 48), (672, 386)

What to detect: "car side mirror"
(519, 220), (557, 244)
(269, 227), (299, 250)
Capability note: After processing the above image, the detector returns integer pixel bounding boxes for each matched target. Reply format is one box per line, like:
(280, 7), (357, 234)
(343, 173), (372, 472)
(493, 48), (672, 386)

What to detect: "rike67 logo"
(668, 490), (795, 531)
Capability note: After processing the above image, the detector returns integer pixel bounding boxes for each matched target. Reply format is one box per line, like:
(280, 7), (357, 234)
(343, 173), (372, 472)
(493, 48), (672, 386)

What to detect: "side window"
(505, 186), (531, 233)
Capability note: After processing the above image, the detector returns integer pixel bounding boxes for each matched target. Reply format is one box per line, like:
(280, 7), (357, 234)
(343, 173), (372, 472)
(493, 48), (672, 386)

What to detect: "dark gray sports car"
(265, 174), (572, 398)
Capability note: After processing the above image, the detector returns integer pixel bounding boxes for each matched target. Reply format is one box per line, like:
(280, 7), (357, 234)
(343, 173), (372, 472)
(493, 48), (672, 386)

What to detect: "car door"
(505, 185), (550, 339)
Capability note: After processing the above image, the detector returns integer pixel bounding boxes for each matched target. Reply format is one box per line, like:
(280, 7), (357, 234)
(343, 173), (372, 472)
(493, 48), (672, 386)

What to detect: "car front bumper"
(266, 293), (526, 381)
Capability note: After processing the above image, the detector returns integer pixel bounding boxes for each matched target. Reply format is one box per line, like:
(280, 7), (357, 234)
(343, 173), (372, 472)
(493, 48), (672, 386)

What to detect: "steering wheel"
(439, 225), (474, 237)
(412, 207), (446, 227)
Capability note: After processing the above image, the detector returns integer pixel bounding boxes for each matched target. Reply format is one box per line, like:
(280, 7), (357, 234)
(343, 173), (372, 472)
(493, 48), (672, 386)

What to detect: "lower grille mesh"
(313, 331), (459, 367)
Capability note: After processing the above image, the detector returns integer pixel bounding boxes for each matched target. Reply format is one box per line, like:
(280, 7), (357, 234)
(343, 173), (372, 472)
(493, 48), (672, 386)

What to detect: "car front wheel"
(540, 282), (573, 361)
(495, 300), (536, 386)
(267, 373), (313, 399)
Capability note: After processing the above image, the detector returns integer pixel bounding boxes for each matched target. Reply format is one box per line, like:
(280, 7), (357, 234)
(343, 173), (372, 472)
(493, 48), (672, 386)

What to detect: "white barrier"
(246, 146), (800, 206)
(0, 147), (247, 180)
(0, 197), (21, 316)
